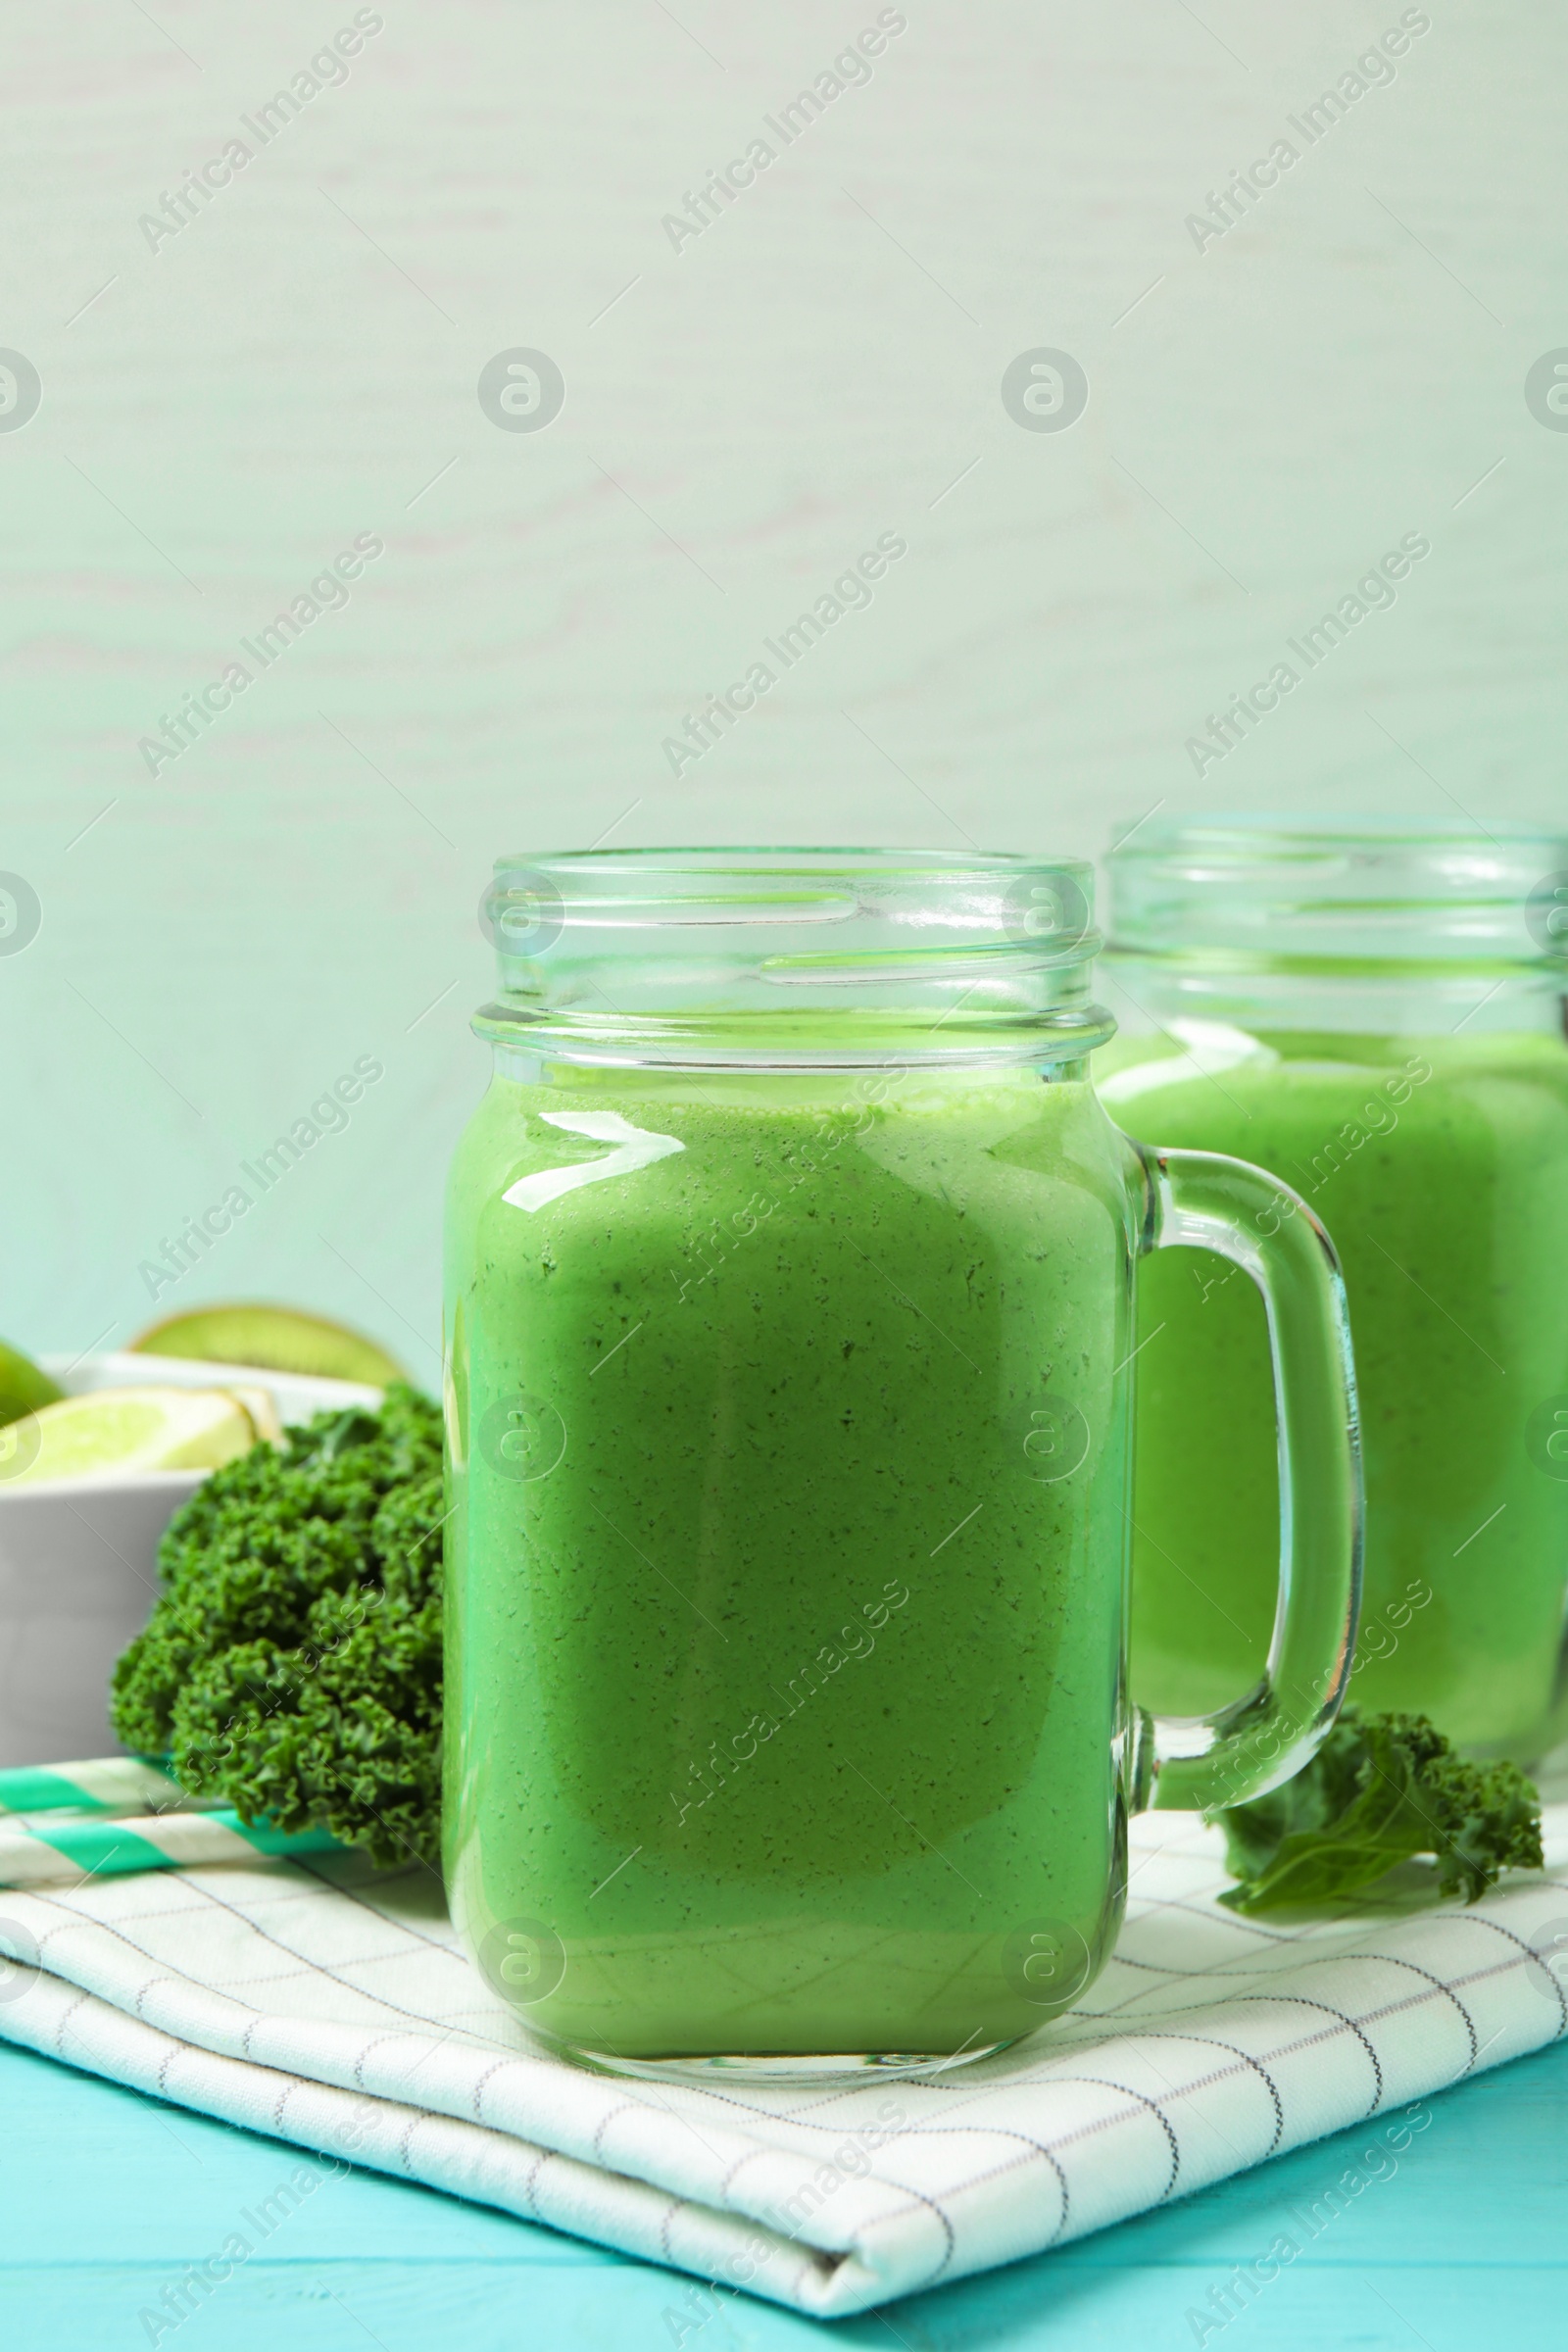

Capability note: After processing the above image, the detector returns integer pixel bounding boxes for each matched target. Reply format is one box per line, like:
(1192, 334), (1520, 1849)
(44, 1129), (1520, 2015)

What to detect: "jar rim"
(475, 845), (1112, 1067)
(482, 845), (1100, 952)
(491, 843), (1089, 900)
(1106, 813), (1568, 967)
(496, 843), (1066, 862)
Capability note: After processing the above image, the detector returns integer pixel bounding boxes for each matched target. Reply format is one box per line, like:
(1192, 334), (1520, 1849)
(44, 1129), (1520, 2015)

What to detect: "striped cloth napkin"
(1, 1794), (1565, 2319)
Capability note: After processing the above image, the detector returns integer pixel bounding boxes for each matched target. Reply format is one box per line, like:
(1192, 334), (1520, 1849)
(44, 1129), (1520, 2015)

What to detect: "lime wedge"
(222, 1384), (284, 1446)
(0, 1337), (63, 1430)
(0, 1387), (257, 1486)
(129, 1302), (401, 1386)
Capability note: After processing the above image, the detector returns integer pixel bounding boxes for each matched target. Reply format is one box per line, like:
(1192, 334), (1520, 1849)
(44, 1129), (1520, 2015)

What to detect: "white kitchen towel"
(0, 1805), (1565, 2321)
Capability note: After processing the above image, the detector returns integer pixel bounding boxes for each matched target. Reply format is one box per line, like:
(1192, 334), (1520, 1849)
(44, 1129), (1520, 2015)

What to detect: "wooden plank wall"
(1, 0), (1561, 1363)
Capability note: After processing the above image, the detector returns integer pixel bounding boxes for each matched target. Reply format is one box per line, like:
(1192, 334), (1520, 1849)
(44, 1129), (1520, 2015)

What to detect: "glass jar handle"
(1131, 1145), (1364, 1812)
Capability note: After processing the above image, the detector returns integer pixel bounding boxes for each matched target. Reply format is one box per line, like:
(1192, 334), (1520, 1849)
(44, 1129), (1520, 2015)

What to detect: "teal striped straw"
(0, 1754), (193, 1818)
(0, 1756), (344, 1885)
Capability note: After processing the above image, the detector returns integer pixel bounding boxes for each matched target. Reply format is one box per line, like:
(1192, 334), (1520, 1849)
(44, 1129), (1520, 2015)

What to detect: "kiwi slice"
(0, 1336), (64, 1430)
(129, 1303), (404, 1387)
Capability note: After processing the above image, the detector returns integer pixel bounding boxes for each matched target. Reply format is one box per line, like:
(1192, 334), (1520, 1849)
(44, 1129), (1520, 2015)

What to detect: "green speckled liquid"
(1100, 1030), (1568, 1755)
(443, 1066), (1139, 2059)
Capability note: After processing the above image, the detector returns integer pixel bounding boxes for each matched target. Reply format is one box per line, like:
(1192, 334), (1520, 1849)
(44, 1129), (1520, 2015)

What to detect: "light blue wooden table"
(3, 2033), (1564, 2350)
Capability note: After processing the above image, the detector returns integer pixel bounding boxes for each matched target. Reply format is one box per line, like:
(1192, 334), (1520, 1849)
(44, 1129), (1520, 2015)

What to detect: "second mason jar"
(1100, 818), (1568, 1761)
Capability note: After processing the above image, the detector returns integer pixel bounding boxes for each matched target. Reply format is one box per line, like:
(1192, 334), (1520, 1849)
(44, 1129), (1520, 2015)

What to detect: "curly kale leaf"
(1215, 1707), (1543, 1916)
(112, 1383), (445, 1869)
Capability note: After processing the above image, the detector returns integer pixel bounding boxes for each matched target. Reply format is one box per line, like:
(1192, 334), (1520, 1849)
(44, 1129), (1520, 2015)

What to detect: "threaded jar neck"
(474, 847), (1115, 1069)
(1106, 816), (1568, 976)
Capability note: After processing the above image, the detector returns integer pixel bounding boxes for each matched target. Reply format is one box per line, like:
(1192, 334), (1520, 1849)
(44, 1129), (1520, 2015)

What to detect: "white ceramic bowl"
(0, 1353), (384, 1769)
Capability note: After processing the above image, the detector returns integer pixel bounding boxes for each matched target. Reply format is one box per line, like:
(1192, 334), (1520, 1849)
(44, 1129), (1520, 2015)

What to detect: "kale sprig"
(1215, 1706), (1543, 1916)
(112, 1384), (445, 1870)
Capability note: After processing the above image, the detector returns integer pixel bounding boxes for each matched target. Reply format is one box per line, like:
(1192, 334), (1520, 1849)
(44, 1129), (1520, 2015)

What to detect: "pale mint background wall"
(2, 0), (1564, 1381)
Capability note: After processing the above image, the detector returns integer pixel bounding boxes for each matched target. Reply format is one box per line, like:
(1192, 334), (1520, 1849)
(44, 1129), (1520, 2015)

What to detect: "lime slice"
(222, 1384), (284, 1446)
(129, 1302), (401, 1386)
(0, 1387), (257, 1487)
(0, 1337), (63, 1430)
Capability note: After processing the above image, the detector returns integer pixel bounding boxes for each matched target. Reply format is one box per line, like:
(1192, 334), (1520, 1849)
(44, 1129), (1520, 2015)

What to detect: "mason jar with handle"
(1100, 816), (1568, 1763)
(443, 848), (1363, 2082)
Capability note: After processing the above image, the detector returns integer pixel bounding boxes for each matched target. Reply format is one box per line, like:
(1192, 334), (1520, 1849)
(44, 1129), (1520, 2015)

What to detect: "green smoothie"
(1099, 1030), (1568, 1754)
(443, 1065), (1140, 2058)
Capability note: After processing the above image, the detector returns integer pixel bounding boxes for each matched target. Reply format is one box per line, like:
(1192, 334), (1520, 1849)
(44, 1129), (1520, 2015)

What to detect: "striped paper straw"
(0, 1754), (194, 1818)
(0, 1807), (345, 1886)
